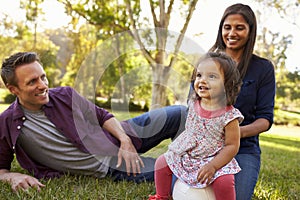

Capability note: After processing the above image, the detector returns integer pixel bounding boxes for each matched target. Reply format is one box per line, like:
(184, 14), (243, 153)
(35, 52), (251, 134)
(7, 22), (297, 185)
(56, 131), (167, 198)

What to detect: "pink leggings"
(154, 155), (236, 200)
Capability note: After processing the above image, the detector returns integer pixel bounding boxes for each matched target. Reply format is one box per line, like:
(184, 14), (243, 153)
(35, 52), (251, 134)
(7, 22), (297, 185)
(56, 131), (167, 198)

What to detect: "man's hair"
(1, 52), (40, 86)
(191, 51), (242, 106)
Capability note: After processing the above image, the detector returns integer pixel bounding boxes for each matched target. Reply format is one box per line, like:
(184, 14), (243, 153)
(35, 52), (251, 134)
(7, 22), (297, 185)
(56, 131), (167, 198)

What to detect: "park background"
(0, 0), (299, 199)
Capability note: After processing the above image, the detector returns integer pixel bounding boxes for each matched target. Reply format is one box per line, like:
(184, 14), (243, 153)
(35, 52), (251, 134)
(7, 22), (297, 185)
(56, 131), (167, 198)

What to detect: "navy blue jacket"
(235, 54), (275, 154)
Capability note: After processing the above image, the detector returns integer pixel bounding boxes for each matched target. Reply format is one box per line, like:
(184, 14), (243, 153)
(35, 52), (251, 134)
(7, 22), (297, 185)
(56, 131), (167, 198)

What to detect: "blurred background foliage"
(0, 0), (299, 116)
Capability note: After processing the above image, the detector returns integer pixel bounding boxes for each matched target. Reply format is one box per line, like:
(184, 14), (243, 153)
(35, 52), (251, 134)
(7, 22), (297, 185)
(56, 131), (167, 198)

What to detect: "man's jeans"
(108, 105), (187, 183)
(235, 153), (261, 200)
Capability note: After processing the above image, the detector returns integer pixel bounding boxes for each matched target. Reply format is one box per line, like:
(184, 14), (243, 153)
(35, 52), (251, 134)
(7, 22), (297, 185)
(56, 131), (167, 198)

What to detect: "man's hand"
(0, 170), (45, 192)
(116, 136), (145, 176)
(102, 117), (145, 176)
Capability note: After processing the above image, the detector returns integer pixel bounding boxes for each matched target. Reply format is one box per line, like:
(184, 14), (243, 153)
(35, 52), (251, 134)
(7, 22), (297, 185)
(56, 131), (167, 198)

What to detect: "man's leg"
(235, 153), (261, 200)
(127, 105), (188, 153)
(108, 156), (156, 183)
(109, 105), (187, 183)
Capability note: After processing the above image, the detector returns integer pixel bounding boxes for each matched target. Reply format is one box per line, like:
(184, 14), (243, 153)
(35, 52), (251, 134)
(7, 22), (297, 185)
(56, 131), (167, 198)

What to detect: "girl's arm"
(197, 118), (240, 184)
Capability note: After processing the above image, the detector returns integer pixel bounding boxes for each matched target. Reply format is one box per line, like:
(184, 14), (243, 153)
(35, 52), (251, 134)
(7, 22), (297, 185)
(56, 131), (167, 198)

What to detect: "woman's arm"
(240, 118), (270, 138)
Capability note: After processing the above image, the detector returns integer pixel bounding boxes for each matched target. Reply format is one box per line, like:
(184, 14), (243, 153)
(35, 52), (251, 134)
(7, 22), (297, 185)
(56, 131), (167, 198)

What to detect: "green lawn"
(253, 126), (300, 199)
(0, 104), (299, 199)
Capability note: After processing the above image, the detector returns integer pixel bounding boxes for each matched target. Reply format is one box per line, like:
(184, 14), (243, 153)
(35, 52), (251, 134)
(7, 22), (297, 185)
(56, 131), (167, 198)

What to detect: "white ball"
(172, 179), (216, 200)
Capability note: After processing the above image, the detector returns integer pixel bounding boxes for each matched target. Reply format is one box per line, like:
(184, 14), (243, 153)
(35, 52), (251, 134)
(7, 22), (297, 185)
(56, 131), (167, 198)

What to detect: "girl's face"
(194, 59), (225, 102)
(222, 14), (250, 51)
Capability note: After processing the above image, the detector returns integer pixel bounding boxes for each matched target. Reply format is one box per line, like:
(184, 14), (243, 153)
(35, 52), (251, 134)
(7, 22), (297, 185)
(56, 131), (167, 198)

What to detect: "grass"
(0, 104), (299, 199)
(0, 173), (155, 200)
(274, 109), (300, 126)
(253, 126), (300, 200)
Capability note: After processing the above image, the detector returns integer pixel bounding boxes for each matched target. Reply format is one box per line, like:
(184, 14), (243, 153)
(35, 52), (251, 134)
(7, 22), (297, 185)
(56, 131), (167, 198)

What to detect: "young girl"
(148, 52), (244, 200)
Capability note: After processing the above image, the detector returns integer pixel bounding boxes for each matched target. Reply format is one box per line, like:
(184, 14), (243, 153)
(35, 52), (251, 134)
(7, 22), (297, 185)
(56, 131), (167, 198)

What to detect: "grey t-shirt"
(17, 108), (112, 178)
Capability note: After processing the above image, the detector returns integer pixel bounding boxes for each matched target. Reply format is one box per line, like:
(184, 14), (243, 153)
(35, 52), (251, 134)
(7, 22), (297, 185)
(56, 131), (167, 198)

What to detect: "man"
(0, 52), (187, 191)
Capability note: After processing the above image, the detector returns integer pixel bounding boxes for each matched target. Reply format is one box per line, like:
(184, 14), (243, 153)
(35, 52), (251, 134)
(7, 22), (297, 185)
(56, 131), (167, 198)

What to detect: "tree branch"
(165, 0), (174, 28)
(125, 0), (156, 68)
(149, 0), (159, 27)
(169, 0), (198, 68)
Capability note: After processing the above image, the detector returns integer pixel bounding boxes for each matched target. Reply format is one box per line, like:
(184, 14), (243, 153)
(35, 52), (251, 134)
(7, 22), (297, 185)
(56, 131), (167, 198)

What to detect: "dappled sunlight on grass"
(267, 125), (300, 140)
(260, 136), (300, 152)
(254, 131), (300, 199)
(143, 139), (170, 158)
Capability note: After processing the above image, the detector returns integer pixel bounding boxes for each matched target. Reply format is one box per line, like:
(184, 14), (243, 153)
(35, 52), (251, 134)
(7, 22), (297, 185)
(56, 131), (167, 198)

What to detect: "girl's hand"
(197, 163), (216, 184)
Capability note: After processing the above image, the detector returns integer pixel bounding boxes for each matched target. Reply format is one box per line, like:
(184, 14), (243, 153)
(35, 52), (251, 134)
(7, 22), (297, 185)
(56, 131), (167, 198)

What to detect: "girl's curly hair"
(191, 51), (242, 106)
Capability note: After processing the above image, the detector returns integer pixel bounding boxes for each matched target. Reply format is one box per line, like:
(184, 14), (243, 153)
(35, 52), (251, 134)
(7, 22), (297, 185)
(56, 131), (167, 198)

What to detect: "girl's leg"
(150, 154), (173, 199)
(211, 174), (235, 200)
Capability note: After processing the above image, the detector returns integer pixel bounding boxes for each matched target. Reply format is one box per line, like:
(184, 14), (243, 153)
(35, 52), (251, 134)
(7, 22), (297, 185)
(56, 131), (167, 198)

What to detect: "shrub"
(4, 94), (16, 104)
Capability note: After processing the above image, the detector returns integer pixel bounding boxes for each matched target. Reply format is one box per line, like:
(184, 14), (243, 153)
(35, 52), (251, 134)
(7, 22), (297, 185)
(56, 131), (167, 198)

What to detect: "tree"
(256, 0), (300, 29)
(58, 0), (199, 109)
(254, 0), (300, 111)
(0, 1), (62, 89)
(60, 24), (99, 94)
(20, 0), (45, 49)
(125, 0), (199, 109)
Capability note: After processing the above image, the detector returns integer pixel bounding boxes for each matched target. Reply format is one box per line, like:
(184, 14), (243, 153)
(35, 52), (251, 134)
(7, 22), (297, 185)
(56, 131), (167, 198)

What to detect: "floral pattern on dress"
(165, 99), (244, 188)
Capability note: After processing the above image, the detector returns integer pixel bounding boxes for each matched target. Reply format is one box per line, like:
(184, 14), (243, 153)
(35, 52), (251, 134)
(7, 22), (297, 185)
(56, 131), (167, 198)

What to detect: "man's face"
(8, 61), (49, 111)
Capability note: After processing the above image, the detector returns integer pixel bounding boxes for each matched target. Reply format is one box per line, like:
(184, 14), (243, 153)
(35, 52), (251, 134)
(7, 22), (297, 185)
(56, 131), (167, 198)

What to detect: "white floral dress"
(164, 99), (244, 188)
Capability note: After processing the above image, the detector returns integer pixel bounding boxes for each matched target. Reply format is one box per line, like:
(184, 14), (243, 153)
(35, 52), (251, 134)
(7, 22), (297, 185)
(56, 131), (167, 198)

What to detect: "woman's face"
(222, 14), (250, 51)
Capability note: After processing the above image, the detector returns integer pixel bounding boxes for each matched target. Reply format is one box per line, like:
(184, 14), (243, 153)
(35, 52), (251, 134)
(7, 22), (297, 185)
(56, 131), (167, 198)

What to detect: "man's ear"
(7, 84), (18, 96)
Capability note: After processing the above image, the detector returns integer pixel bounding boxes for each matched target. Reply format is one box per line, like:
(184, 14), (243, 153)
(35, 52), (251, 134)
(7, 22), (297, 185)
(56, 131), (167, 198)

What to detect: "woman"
(205, 3), (276, 200)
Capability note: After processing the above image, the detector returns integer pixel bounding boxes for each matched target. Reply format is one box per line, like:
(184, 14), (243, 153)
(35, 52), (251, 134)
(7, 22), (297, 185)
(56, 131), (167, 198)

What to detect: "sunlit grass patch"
(253, 131), (300, 200)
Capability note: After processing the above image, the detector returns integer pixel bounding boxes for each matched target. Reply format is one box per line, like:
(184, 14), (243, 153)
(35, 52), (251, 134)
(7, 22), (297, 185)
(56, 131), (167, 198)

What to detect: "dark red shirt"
(0, 86), (141, 179)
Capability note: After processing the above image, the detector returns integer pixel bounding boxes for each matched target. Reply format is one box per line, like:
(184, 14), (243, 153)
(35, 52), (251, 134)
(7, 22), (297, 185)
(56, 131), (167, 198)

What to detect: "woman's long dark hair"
(209, 3), (257, 79)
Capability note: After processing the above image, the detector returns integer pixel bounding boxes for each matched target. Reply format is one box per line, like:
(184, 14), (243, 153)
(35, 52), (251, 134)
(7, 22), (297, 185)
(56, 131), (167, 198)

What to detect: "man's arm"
(102, 117), (145, 176)
(0, 169), (45, 192)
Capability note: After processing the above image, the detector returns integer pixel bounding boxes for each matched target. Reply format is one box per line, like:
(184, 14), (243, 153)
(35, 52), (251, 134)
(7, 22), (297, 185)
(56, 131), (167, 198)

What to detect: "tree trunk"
(151, 48), (170, 109)
(114, 35), (127, 104)
(151, 64), (168, 109)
